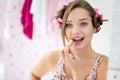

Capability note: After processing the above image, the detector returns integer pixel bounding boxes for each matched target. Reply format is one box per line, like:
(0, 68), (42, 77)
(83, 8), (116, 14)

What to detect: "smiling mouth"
(71, 37), (84, 45)
(72, 37), (84, 42)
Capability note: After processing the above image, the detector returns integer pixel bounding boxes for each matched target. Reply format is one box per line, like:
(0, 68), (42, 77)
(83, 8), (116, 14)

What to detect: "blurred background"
(0, 0), (120, 80)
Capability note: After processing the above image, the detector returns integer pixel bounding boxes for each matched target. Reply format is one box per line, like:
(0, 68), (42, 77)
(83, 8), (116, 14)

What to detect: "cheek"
(65, 30), (71, 38)
(84, 28), (94, 37)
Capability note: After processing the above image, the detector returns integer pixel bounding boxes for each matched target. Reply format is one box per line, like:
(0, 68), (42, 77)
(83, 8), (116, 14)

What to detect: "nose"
(72, 26), (80, 35)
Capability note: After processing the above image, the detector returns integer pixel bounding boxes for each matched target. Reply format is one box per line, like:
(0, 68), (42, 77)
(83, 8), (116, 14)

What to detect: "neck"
(71, 45), (96, 59)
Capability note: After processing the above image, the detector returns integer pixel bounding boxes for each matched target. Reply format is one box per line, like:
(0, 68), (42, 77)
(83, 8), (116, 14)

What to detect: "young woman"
(30, 0), (108, 80)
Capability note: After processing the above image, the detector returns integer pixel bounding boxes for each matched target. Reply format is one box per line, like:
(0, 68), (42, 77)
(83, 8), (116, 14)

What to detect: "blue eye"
(65, 23), (72, 28)
(80, 22), (88, 26)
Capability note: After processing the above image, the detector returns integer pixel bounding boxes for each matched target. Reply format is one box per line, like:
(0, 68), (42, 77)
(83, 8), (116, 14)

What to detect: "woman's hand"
(60, 40), (81, 74)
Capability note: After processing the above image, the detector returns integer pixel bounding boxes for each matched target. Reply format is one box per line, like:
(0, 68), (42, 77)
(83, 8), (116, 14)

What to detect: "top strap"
(86, 54), (104, 80)
(53, 57), (64, 73)
(52, 57), (65, 77)
(52, 57), (72, 80)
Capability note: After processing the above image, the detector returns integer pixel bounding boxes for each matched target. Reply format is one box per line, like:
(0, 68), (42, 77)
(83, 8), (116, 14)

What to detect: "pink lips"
(71, 36), (84, 45)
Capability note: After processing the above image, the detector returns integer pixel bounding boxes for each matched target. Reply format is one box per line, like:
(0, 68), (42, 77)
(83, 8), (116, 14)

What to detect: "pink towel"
(21, 0), (33, 39)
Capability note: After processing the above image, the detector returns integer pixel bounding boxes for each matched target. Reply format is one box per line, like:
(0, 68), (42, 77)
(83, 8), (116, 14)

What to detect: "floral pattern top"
(50, 54), (104, 80)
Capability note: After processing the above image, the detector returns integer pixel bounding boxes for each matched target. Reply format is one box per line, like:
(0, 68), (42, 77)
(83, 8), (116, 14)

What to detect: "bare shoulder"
(98, 54), (109, 68)
(31, 50), (60, 78)
(97, 54), (109, 80)
(101, 55), (109, 65)
(43, 50), (61, 67)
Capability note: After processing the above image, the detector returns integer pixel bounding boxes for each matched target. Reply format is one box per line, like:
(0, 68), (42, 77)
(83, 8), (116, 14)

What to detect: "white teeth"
(73, 38), (82, 40)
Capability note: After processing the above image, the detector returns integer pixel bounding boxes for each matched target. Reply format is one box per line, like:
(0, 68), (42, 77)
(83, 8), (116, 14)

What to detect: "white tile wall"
(108, 0), (120, 79)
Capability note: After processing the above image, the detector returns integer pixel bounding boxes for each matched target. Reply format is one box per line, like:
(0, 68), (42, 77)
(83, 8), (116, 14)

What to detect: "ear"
(93, 27), (96, 33)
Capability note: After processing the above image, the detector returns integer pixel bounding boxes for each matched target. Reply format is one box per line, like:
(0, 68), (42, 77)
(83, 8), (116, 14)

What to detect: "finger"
(63, 40), (73, 62)
(64, 51), (72, 63)
(68, 53), (75, 60)
(68, 40), (73, 47)
(66, 40), (73, 53)
(70, 48), (79, 60)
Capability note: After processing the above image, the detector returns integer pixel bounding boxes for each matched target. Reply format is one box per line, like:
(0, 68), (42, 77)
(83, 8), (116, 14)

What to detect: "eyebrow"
(67, 18), (88, 22)
(79, 18), (88, 21)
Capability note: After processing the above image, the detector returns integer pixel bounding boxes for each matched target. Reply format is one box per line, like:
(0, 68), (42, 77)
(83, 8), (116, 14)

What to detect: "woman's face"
(65, 8), (95, 49)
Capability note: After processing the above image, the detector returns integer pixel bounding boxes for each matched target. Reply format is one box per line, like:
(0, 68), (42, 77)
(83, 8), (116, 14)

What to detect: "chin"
(72, 45), (85, 50)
